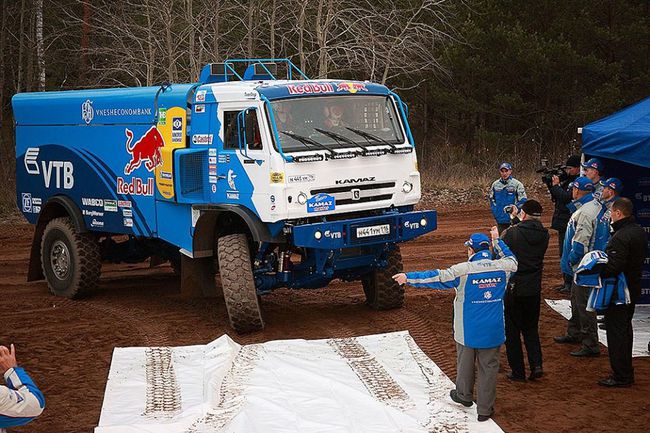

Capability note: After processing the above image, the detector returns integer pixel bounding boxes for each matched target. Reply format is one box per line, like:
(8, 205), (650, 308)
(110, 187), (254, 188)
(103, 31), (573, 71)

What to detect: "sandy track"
(0, 205), (648, 433)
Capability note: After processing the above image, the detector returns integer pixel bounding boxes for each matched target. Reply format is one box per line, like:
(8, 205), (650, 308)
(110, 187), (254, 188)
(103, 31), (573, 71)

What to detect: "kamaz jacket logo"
(124, 127), (164, 175)
(24, 147), (74, 189)
(335, 177), (375, 185)
(472, 277), (502, 285)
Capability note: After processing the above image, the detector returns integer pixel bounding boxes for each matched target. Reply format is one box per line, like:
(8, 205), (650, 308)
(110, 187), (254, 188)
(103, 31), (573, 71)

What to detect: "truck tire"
(217, 233), (264, 333)
(362, 247), (404, 310)
(41, 217), (101, 298)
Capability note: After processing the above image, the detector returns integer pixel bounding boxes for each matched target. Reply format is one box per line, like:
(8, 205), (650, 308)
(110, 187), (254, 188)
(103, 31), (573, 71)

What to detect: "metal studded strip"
(185, 344), (265, 433)
(328, 337), (413, 411)
(143, 347), (182, 418)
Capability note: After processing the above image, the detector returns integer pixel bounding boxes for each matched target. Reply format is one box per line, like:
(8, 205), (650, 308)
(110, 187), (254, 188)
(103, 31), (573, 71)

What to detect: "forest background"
(0, 0), (648, 213)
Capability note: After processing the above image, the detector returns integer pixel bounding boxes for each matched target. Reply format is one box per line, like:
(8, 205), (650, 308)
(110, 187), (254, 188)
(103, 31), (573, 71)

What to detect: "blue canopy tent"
(582, 96), (650, 304)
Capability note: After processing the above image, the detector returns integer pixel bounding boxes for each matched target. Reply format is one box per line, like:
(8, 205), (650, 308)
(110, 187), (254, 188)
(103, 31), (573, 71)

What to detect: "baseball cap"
(499, 162), (512, 170)
(565, 155), (581, 168)
(604, 177), (623, 193)
(464, 233), (491, 251)
(570, 176), (595, 192)
(582, 157), (603, 172)
(521, 200), (543, 217)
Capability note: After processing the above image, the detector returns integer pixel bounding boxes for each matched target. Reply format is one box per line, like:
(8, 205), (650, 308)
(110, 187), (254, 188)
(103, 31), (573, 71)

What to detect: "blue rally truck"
(13, 59), (437, 333)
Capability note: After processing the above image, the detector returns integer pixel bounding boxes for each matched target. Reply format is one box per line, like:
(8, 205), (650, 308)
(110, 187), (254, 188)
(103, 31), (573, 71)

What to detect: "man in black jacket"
(598, 197), (648, 387)
(549, 155), (580, 293)
(501, 199), (550, 381)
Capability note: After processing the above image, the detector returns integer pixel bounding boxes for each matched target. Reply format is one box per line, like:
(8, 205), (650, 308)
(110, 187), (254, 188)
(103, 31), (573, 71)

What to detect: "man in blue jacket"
(582, 157), (605, 200)
(489, 162), (527, 234)
(0, 344), (45, 430)
(554, 176), (610, 357)
(393, 229), (517, 422)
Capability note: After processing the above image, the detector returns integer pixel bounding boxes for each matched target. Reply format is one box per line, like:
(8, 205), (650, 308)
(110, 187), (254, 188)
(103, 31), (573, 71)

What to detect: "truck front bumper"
(291, 210), (437, 249)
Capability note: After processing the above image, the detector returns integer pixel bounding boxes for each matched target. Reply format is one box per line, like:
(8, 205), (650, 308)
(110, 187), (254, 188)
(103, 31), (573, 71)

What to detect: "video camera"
(536, 158), (568, 188)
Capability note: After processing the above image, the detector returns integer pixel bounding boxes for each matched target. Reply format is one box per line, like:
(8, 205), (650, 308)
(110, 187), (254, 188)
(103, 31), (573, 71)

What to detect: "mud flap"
(180, 255), (219, 298)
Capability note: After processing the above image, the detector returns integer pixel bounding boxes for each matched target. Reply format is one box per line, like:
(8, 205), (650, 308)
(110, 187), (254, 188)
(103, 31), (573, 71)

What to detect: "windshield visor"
(268, 95), (406, 153)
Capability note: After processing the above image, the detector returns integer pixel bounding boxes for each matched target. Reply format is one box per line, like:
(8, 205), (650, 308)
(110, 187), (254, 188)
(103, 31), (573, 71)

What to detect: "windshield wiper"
(313, 127), (368, 153)
(280, 131), (335, 155)
(344, 127), (398, 152)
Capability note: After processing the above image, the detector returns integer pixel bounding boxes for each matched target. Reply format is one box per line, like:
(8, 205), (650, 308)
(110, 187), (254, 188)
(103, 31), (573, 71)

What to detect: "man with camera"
(546, 155), (581, 293)
(490, 162), (527, 234)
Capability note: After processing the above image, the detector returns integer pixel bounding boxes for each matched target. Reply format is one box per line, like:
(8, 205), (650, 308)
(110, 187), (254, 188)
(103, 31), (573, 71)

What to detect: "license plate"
(356, 224), (390, 238)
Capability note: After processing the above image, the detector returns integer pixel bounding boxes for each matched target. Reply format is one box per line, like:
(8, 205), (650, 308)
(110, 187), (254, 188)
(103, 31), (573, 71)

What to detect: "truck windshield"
(268, 95), (405, 153)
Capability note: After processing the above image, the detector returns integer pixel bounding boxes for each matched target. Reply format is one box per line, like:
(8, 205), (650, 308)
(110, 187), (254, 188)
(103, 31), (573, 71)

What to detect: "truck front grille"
(310, 182), (395, 206)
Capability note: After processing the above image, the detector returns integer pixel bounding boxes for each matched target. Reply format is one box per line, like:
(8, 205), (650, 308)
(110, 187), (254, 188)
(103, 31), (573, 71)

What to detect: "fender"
(27, 196), (87, 281)
(192, 204), (285, 255)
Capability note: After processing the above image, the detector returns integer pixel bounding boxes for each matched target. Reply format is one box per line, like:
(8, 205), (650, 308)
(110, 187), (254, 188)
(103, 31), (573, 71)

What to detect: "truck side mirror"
(236, 107), (259, 160)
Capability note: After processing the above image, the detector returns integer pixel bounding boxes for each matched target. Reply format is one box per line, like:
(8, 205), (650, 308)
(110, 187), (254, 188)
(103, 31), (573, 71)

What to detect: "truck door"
(216, 104), (269, 216)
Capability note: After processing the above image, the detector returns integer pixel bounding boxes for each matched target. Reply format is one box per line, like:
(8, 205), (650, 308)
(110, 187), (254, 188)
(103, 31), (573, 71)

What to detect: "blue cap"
(582, 158), (603, 173)
(464, 233), (491, 251)
(499, 162), (512, 170)
(570, 176), (595, 192)
(604, 177), (623, 192)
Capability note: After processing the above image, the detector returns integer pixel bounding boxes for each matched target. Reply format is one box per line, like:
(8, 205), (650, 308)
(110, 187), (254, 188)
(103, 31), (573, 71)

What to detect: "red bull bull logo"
(336, 82), (367, 93)
(124, 127), (165, 175)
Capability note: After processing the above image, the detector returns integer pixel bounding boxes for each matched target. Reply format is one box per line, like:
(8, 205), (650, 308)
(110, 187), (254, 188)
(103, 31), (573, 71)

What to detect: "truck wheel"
(362, 247), (404, 310)
(217, 233), (264, 333)
(41, 217), (101, 298)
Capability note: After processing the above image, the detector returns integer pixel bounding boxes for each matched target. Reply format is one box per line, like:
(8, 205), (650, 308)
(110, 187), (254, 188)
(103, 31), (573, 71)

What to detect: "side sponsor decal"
(192, 134), (213, 145)
(226, 169), (239, 200)
(124, 127), (164, 175)
(171, 117), (183, 144)
(104, 199), (118, 212)
(24, 147), (75, 189)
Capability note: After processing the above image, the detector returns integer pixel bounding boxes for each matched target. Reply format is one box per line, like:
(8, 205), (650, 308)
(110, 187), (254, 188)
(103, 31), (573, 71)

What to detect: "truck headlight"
(297, 192), (308, 205)
(402, 181), (413, 193)
(420, 218), (427, 227)
(314, 231), (322, 240)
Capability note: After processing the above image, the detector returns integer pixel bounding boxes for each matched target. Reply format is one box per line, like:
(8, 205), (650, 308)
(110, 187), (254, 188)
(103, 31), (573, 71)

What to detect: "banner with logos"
(592, 157), (650, 304)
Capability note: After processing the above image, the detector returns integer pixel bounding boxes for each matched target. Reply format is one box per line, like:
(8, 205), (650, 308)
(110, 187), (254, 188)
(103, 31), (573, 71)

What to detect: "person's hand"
(392, 273), (407, 285)
(0, 344), (17, 374)
(551, 175), (560, 186)
(509, 206), (519, 216)
(490, 226), (499, 240)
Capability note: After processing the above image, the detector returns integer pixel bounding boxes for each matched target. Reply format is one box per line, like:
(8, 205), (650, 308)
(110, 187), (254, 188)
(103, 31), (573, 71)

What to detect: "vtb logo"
(24, 147), (74, 189)
(124, 127), (165, 175)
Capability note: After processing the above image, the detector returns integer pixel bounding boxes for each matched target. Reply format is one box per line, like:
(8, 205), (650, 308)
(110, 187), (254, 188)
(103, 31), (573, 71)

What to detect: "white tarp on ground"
(545, 299), (650, 357)
(96, 331), (504, 433)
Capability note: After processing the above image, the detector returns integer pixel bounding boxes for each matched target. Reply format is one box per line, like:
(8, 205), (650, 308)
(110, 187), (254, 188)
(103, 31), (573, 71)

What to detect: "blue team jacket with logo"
(561, 195), (610, 276)
(489, 177), (527, 224)
(0, 367), (45, 428)
(405, 239), (518, 348)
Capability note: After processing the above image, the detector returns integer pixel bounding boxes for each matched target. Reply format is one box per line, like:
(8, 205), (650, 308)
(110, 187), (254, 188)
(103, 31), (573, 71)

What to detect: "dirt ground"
(1, 204), (648, 433)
